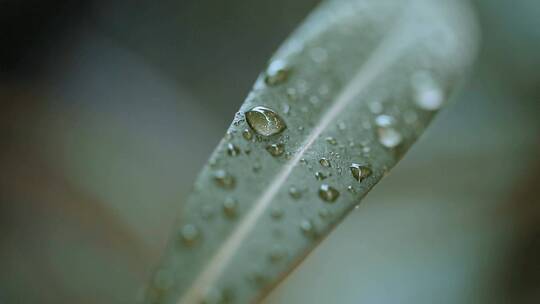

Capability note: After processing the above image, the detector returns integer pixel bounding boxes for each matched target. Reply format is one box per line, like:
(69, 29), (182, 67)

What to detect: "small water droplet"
(266, 143), (285, 157)
(268, 244), (286, 262)
(337, 122), (347, 131)
(181, 224), (199, 245)
(265, 59), (290, 86)
(315, 171), (327, 180)
(375, 114), (396, 127)
(412, 71), (444, 111)
(288, 186), (302, 199)
(252, 162), (262, 172)
(347, 185), (356, 193)
(242, 128), (253, 141)
(319, 157), (331, 168)
(368, 100), (383, 114)
(226, 143), (240, 157)
(213, 170), (236, 189)
(224, 131), (233, 141)
(350, 163), (372, 182)
(318, 184), (340, 203)
(282, 103), (291, 115)
(377, 127), (403, 148)
(403, 110), (418, 124)
(309, 95), (320, 105)
(318, 208), (331, 219)
(245, 106), (287, 137)
(300, 158), (308, 165)
(270, 206), (284, 219)
(300, 219), (313, 234)
(223, 198), (238, 218)
(325, 137), (337, 145)
(286, 87), (298, 101)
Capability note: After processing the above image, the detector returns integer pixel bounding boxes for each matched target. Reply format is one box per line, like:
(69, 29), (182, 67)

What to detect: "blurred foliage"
(0, 0), (539, 303)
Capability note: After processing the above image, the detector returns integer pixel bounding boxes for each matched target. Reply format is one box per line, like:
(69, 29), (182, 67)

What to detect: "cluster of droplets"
(172, 58), (448, 303)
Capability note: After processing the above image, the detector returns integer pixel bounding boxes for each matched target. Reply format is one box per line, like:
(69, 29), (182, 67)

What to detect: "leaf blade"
(145, 0), (478, 303)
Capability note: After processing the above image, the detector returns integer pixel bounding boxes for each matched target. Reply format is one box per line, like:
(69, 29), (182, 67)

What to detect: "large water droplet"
(319, 157), (331, 168)
(266, 143), (285, 157)
(318, 184), (340, 203)
(412, 71), (444, 111)
(350, 163), (372, 182)
(226, 143), (240, 157)
(181, 224), (200, 245)
(265, 59), (290, 86)
(245, 106), (287, 137)
(213, 170), (236, 189)
(223, 198), (238, 218)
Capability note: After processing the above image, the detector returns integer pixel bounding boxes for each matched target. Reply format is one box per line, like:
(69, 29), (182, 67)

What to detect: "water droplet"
(181, 224), (199, 245)
(226, 143), (240, 157)
(265, 59), (290, 86)
(213, 170), (236, 189)
(337, 122), (347, 131)
(224, 131), (233, 141)
(300, 158), (308, 165)
(282, 103), (291, 115)
(315, 171), (327, 180)
(347, 185), (356, 193)
(270, 206), (284, 219)
(223, 198), (238, 217)
(369, 100), (383, 114)
(319, 157), (331, 168)
(318, 208), (331, 219)
(266, 143), (285, 157)
(286, 87), (298, 101)
(245, 106), (287, 137)
(403, 110), (418, 124)
(288, 186), (302, 199)
(412, 71), (444, 111)
(377, 127), (403, 148)
(350, 163), (372, 182)
(252, 162), (262, 172)
(318, 184), (340, 203)
(242, 128), (253, 141)
(309, 95), (320, 105)
(268, 244), (286, 262)
(375, 114), (396, 127)
(325, 137), (337, 145)
(300, 219), (313, 234)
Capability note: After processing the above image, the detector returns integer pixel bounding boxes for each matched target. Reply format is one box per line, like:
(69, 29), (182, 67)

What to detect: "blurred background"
(0, 0), (538, 303)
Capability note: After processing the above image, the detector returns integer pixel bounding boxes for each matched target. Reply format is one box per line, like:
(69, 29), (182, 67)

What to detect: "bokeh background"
(1, 0), (538, 303)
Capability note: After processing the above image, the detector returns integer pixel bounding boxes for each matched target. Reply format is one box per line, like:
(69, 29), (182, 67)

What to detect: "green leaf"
(145, 0), (479, 303)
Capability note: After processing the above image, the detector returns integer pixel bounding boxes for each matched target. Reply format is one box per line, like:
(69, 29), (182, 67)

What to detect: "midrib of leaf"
(178, 2), (435, 303)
